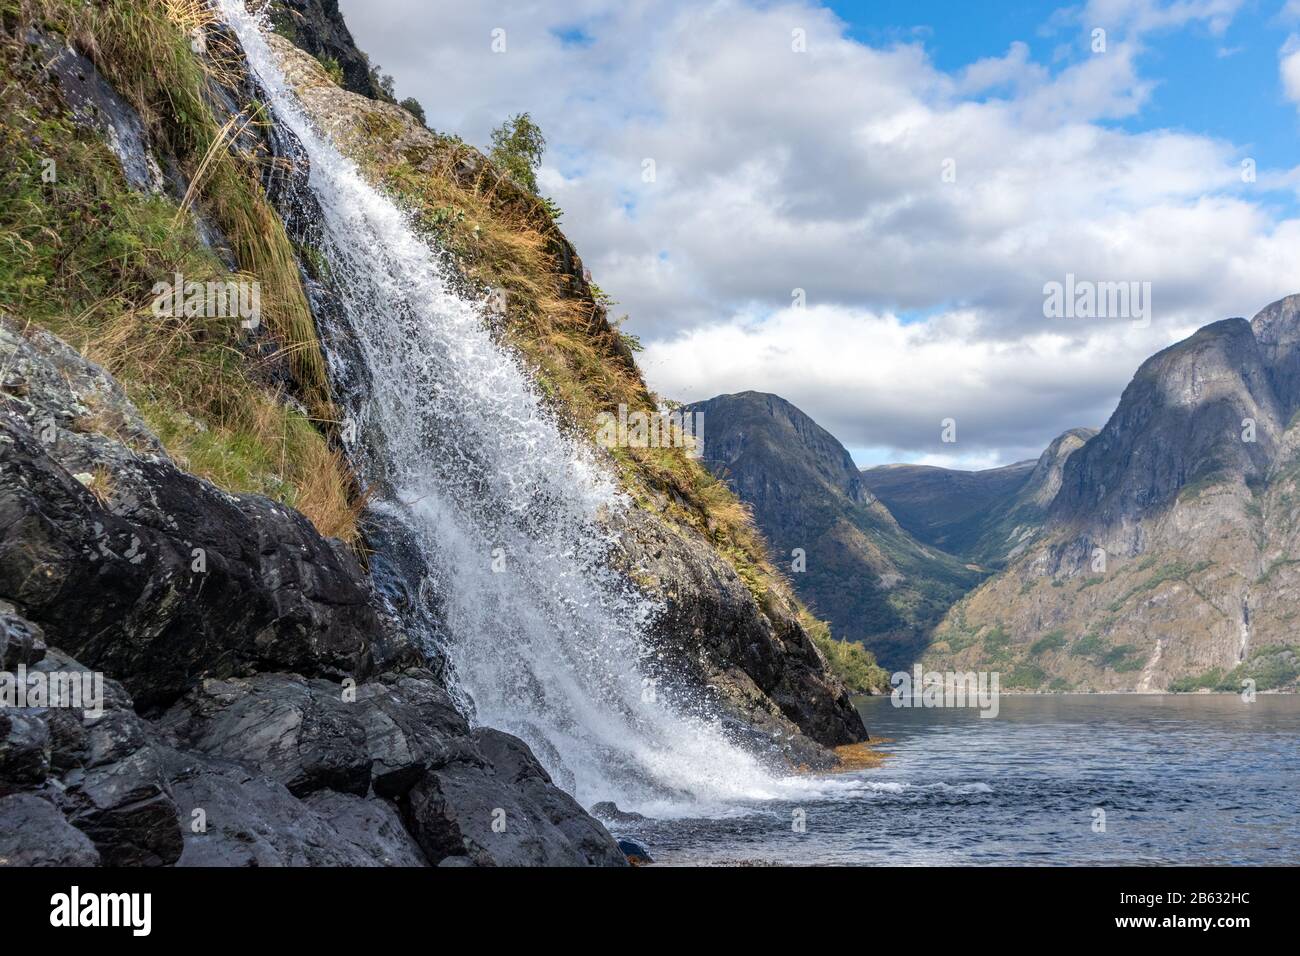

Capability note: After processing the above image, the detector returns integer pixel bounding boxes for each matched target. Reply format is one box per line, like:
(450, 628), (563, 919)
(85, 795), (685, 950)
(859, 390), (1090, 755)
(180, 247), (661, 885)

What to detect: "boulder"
(0, 317), (377, 708)
(404, 728), (627, 867)
(0, 794), (100, 866)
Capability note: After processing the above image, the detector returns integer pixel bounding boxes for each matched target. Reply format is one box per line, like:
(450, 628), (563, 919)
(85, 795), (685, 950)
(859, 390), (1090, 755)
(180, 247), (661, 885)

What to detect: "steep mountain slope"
(926, 299), (1300, 692)
(860, 460), (1035, 554)
(862, 428), (1096, 568)
(686, 392), (982, 670)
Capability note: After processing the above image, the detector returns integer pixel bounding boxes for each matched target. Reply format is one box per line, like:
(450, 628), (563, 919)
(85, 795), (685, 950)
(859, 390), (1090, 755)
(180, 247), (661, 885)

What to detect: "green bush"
(488, 112), (545, 193)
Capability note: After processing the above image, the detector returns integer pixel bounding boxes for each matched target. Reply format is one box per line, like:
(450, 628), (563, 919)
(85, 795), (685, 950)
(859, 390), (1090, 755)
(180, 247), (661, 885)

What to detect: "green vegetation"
(803, 615), (890, 694)
(0, 0), (358, 540)
(400, 96), (427, 127)
(488, 112), (546, 193)
(1108, 560), (1213, 612)
(981, 625), (1012, 661)
(317, 54), (343, 85)
(1169, 645), (1300, 693)
(1003, 662), (1047, 689)
(1068, 633), (1143, 670)
(1029, 630), (1068, 656)
(1177, 471), (1230, 502)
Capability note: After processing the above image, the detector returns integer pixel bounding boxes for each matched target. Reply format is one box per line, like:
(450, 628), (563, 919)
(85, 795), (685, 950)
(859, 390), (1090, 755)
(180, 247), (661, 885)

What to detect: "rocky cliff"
(926, 299), (1300, 692)
(0, 317), (623, 866)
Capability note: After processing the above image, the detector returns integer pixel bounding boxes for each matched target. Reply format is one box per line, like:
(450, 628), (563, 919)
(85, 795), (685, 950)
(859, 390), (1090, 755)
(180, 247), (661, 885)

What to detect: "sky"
(338, 0), (1300, 469)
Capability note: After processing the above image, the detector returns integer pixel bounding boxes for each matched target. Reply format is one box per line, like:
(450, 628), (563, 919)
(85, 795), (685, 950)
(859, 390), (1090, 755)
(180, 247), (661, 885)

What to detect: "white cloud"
(1282, 34), (1300, 106)
(339, 0), (1300, 465)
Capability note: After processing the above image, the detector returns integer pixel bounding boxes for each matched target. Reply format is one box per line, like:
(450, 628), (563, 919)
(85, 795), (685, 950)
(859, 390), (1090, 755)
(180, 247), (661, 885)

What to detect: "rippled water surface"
(618, 695), (1300, 865)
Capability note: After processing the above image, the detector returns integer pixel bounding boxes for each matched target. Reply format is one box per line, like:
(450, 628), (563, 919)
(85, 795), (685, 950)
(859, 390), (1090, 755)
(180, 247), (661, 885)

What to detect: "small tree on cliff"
(488, 112), (546, 193)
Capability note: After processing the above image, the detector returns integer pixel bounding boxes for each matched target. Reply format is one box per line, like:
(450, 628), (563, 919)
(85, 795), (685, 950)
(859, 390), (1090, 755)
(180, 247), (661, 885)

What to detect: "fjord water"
(217, 2), (833, 816)
(635, 695), (1300, 865)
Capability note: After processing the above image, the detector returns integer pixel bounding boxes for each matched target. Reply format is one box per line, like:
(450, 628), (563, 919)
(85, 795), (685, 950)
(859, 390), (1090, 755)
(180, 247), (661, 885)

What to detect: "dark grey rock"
(265, 0), (391, 101)
(613, 505), (865, 764)
(26, 28), (164, 193)
(160, 675), (372, 797)
(0, 317), (377, 709)
(166, 749), (383, 867)
(0, 599), (46, 670)
(0, 794), (100, 866)
(302, 790), (427, 866)
(353, 670), (476, 797)
(0, 711), (50, 795)
(404, 728), (627, 867)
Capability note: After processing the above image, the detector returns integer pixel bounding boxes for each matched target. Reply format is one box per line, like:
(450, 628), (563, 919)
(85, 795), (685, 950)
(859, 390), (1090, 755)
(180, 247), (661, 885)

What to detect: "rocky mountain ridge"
(927, 297), (1300, 692)
(862, 427), (1097, 568)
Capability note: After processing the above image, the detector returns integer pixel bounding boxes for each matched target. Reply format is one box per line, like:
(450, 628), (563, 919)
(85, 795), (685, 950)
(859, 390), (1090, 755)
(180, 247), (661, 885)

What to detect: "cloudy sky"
(339, 0), (1300, 468)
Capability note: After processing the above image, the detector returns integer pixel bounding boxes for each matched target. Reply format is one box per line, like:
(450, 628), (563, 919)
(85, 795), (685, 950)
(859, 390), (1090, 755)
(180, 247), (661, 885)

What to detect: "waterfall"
(216, 1), (811, 815)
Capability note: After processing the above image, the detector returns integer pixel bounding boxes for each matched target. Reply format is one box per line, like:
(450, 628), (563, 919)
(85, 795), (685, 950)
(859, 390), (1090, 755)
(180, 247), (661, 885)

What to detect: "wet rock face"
(403, 728), (629, 867)
(26, 28), (165, 193)
(0, 320), (625, 867)
(613, 507), (866, 767)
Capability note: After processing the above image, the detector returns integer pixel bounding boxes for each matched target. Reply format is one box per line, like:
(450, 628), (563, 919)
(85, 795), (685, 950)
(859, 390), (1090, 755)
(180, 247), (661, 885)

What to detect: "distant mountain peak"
(686, 391), (982, 668)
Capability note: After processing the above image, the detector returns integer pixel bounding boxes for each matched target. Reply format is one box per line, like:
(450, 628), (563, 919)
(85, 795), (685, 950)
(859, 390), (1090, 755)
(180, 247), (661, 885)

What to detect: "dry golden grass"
(830, 740), (892, 772)
(84, 465), (115, 506)
(1, 0), (358, 542)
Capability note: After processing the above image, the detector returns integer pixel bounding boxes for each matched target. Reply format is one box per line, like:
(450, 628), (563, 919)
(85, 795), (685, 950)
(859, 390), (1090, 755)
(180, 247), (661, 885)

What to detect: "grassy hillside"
(0, 0), (358, 539)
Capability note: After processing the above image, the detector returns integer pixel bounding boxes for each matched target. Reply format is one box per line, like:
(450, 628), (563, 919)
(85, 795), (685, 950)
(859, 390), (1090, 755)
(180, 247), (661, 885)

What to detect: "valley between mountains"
(690, 300), (1300, 694)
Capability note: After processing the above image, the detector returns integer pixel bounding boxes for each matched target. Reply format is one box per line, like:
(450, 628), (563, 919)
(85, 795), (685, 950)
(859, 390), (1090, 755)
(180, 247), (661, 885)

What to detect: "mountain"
(859, 460), (1036, 553)
(686, 392), (983, 670)
(862, 429), (1096, 568)
(926, 298), (1300, 692)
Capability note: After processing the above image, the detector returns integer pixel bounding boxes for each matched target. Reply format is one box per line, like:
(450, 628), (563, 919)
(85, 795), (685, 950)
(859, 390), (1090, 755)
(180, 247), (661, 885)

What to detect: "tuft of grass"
(0, 0), (356, 541)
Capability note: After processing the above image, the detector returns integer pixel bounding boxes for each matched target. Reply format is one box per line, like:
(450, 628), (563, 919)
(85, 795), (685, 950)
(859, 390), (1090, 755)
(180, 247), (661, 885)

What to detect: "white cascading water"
(217, 2), (860, 815)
